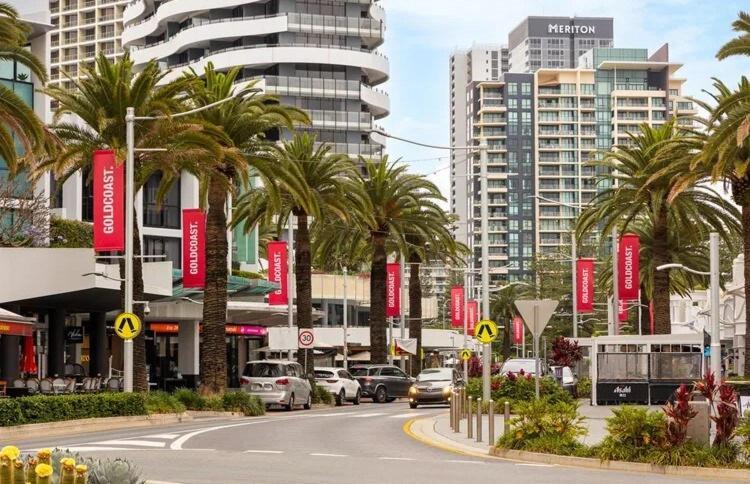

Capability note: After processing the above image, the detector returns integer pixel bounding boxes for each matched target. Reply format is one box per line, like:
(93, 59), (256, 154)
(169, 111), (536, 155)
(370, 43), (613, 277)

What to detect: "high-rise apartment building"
(121, 0), (389, 159)
(508, 16), (613, 72)
(48, 0), (128, 110)
(452, 17), (696, 285)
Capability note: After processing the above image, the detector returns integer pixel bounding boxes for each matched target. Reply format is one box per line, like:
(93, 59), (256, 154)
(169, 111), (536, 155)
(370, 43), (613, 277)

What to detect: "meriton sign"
(548, 24), (596, 34)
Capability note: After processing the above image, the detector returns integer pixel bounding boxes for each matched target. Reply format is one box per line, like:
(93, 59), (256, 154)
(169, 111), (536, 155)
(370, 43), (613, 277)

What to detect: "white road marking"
(446, 460), (483, 464)
(310, 453), (348, 457)
(312, 412), (355, 417)
(350, 412), (387, 418)
(379, 457), (416, 461)
(45, 446), (129, 452)
(515, 463), (554, 467)
(96, 439), (166, 448)
(244, 450), (284, 454)
(388, 413), (425, 419)
(142, 433), (181, 439)
(170, 416), (307, 450)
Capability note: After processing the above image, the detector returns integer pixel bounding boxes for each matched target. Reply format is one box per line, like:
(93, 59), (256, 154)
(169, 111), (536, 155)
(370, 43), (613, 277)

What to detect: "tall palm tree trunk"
(119, 217), (147, 392)
(370, 232), (387, 364)
(200, 180), (228, 395)
(651, 212), (672, 334)
(639, 284), (650, 335)
(743, 204), (750, 376)
(501, 319), (511, 360)
(408, 251), (422, 376)
(295, 212), (313, 376)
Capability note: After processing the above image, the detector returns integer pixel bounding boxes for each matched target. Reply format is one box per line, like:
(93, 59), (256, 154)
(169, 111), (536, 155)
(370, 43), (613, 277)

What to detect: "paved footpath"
(12, 402), (724, 484)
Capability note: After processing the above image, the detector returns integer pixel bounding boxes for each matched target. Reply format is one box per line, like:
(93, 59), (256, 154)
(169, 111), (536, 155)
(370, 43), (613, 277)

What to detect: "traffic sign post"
(114, 312), (142, 340)
(460, 348), (473, 361)
(298, 329), (314, 376)
(514, 300), (559, 399)
(474, 319), (498, 401)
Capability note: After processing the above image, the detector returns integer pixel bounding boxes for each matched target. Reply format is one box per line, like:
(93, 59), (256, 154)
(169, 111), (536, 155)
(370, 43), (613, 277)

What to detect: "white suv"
(241, 360), (312, 411)
(314, 367), (362, 406)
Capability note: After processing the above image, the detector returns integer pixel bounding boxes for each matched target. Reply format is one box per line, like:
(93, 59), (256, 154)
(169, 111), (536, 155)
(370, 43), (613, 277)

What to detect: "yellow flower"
(0, 446), (20, 460)
(60, 457), (76, 468)
(37, 448), (51, 460)
(35, 463), (53, 478)
(13, 459), (23, 470)
(75, 464), (88, 474)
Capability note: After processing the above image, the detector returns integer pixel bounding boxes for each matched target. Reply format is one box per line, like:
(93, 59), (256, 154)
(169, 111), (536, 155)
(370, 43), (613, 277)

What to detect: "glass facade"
(0, 57), (35, 193)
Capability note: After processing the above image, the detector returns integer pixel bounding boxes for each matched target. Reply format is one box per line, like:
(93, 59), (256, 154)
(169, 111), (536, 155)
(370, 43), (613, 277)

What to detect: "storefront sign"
(93, 149), (124, 251)
(450, 286), (464, 328)
(548, 23), (597, 34)
(182, 209), (206, 288)
(596, 382), (649, 404)
(386, 263), (401, 317)
(0, 321), (33, 337)
(467, 300), (478, 336)
(267, 241), (288, 305)
(618, 233), (640, 300)
(512, 315), (524, 344)
(576, 259), (595, 313)
(65, 326), (84, 344)
(149, 323), (267, 337)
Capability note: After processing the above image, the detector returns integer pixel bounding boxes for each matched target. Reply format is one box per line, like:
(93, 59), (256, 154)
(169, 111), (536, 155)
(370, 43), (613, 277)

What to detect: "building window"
(521, 82), (531, 95)
(143, 173), (181, 229)
(144, 236), (181, 269)
(507, 83), (518, 95)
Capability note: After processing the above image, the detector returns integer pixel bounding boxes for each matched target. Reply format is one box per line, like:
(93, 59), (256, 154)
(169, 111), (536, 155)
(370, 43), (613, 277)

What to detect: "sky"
(378, 0), (750, 203)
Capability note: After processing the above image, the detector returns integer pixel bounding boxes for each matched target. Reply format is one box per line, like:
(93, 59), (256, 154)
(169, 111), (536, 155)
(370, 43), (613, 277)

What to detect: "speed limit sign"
(298, 329), (315, 349)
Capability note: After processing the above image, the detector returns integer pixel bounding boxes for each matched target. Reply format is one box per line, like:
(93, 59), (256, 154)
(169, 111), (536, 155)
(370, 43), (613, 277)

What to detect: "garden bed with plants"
(464, 370), (574, 413)
(494, 373), (750, 470)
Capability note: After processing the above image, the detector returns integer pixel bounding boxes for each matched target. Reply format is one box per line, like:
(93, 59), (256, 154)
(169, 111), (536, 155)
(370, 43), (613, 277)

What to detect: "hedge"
(49, 217), (93, 248)
(0, 393), (147, 426)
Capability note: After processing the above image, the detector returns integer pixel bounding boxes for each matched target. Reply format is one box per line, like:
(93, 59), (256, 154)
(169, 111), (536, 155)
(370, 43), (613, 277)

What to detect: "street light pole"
(571, 231), (578, 339)
(611, 226), (619, 336)
(287, 216), (294, 361)
(123, 107), (135, 393)
(400, 253), (406, 371)
(480, 145), (491, 403)
(709, 232), (721, 378)
(343, 266), (348, 370)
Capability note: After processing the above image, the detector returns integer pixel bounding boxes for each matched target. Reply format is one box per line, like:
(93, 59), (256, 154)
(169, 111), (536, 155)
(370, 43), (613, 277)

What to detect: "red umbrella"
(20, 335), (37, 376)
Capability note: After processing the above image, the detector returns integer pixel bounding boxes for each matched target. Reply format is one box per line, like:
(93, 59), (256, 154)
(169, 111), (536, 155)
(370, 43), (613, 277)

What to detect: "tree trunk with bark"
(295, 212), (313, 376)
(200, 180), (228, 395)
(369, 232), (387, 364)
(408, 251), (422, 377)
(639, 284), (650, 335)
(651, 209), (672, 334)
(743, 204), (750, 376)
(501, 317), (511, 360)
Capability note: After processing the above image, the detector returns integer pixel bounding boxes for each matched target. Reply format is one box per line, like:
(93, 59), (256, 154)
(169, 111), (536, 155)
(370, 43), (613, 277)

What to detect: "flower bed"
(464, 371), (573, 412)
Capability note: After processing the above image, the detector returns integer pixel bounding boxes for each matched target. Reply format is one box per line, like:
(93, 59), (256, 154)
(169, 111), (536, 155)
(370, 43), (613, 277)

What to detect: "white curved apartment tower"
(121, 0), (389, 157)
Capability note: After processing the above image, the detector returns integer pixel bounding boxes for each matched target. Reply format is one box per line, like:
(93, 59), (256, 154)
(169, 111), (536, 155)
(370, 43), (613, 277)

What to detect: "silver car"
(240, 360), (312, 411)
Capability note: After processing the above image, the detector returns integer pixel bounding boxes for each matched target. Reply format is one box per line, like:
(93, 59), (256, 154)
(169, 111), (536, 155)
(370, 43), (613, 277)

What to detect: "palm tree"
(40, 53), (198, 392)
(491, 283), (532, 360)
(178, 65), (308, 394)
(576, 121), (740, 334)
(232, 133), (357, 376)
(0, 2), (46, 170)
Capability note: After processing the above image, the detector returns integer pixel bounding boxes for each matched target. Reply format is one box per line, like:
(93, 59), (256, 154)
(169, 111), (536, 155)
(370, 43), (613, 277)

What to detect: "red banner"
(450, 286), (464, 328)
(619, 298), (629, 322)
(182, 209), (206, 288)
(618, 233), (640, 300)
(386, 263), (400, 317)
(512, 315), (524, 344)
(93, 150), (124, 251)
(576, 259), (595, 313)
(267, 241), (288, 305)
(467, 300), (478, 335)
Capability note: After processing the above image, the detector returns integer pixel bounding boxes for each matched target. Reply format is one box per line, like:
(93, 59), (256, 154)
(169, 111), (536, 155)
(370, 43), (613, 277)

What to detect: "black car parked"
(350, 364), (415, 403)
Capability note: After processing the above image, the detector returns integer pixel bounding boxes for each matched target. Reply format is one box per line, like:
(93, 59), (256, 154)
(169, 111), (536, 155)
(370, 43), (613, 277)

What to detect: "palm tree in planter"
(576, 121), (740, 334)
(172, 64), (309, 394)
(40, 53), (200, 391)
(232, 133), (359, 376)
(0, 2), (47, 169)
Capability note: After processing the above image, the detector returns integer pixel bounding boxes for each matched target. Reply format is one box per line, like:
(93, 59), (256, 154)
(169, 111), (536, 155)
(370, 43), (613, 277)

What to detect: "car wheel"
(303, 393), (312, 410)
(374, 386), (387, 403)
(409, 402), (418, 409)
(285, 394), (295, 411)
(335, 389), (345, 407)
(353, 390), (361, 405)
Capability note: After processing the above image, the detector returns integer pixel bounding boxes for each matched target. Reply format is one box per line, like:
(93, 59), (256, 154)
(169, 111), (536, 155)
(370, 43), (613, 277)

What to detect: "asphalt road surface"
(15, 402), (726, 484)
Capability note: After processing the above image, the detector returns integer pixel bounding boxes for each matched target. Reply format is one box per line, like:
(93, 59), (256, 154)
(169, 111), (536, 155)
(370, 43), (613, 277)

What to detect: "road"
(15, 402), (723, 484)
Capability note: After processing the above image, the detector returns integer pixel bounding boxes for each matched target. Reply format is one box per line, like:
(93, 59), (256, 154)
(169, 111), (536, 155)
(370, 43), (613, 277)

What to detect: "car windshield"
(501, 360), (535, 374)
(314, 370), (334, 379)
(350, 367), (373, 377)
(417, 369), (452, 382)
(243, 363), (285, 378)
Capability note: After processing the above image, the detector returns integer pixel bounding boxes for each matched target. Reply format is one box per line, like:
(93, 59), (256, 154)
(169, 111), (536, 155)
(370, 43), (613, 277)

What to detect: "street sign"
(474, 319), (498, 344)
(298, 329), (314, 349)
(514, 300), (559, 338)
(460, 348), (472, 361)
(114, 312), (142, 340)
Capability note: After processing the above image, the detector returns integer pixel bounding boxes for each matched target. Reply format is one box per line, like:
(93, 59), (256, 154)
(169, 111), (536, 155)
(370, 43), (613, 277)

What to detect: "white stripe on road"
(310, 453), (348, 457)
(446, 460), (483, 464)
(379, 457), (416, 461)
(312, 412), (355, 417)
(515, 463), (554, 467)
(142, 433), (181, 439)
(350, 413), (387, 418)
(97, 440), (166, 448)
(170, 416), (306, 450)
(388, 413), (426, 419)
(244, 450), (284, 454)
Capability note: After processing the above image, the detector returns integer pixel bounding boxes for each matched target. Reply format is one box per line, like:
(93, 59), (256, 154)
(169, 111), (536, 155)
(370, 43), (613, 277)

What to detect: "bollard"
(504, 401), (510, 435)
(454, 391), (461, 433)
(460, 387), (465, 418)
(488, 399), (494, 446)
(476, 398), (483, 442)
(467, 396), (473, 438)
(449, 390), (455, 430)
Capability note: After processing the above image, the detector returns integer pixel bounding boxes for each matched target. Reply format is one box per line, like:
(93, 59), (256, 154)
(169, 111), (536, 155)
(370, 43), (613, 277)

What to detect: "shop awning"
(167, 269), (279, 301)
(335, 351), (371, 362)
(0, 308), (35, 337)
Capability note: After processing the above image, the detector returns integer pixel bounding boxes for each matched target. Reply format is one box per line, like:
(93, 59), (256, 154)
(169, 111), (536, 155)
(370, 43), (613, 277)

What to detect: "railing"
(307, 109), (372, 129)
(287, 12), (383, 37)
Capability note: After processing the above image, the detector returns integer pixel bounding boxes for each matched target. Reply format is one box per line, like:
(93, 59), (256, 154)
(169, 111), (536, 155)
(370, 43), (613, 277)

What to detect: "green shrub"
(311, 383), (333, 405)
(737, 415), (750, 458)
(144, 391), (185, 414)
(221, 391), (265, 416)
(576, 377), (592, 399)
(231, 269), (264, 280)
(593, 406), (667, 462)
(465, 374), (572, 412)
(496, 398), (587, 455)
(1, 393), (147, 426)
(49, 217), (93, 248)
(173, 388), (206, 410)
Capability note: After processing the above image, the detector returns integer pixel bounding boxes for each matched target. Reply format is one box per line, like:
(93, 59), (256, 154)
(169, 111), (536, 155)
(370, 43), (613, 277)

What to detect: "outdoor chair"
(51, 377), (66, 394)
(0, 380), (6, 397)
(106, 377), (119, 391)
(64, 378), (76, 393)
(12, 378), (25, 388)
(25, 378), (39, 394)
(81, 377), (93, 392)
(39, 379), (53, 394)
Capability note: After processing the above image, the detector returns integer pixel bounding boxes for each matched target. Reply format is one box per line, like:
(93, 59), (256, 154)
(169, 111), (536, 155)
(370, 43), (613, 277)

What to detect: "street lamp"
(656, 232), (720, 378)
(122, 88), (261, 392)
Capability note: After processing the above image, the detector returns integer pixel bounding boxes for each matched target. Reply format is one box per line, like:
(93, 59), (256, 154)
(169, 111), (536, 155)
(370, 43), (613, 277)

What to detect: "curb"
(402, 418), (498, 460)
(490, 448), (750, 481)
